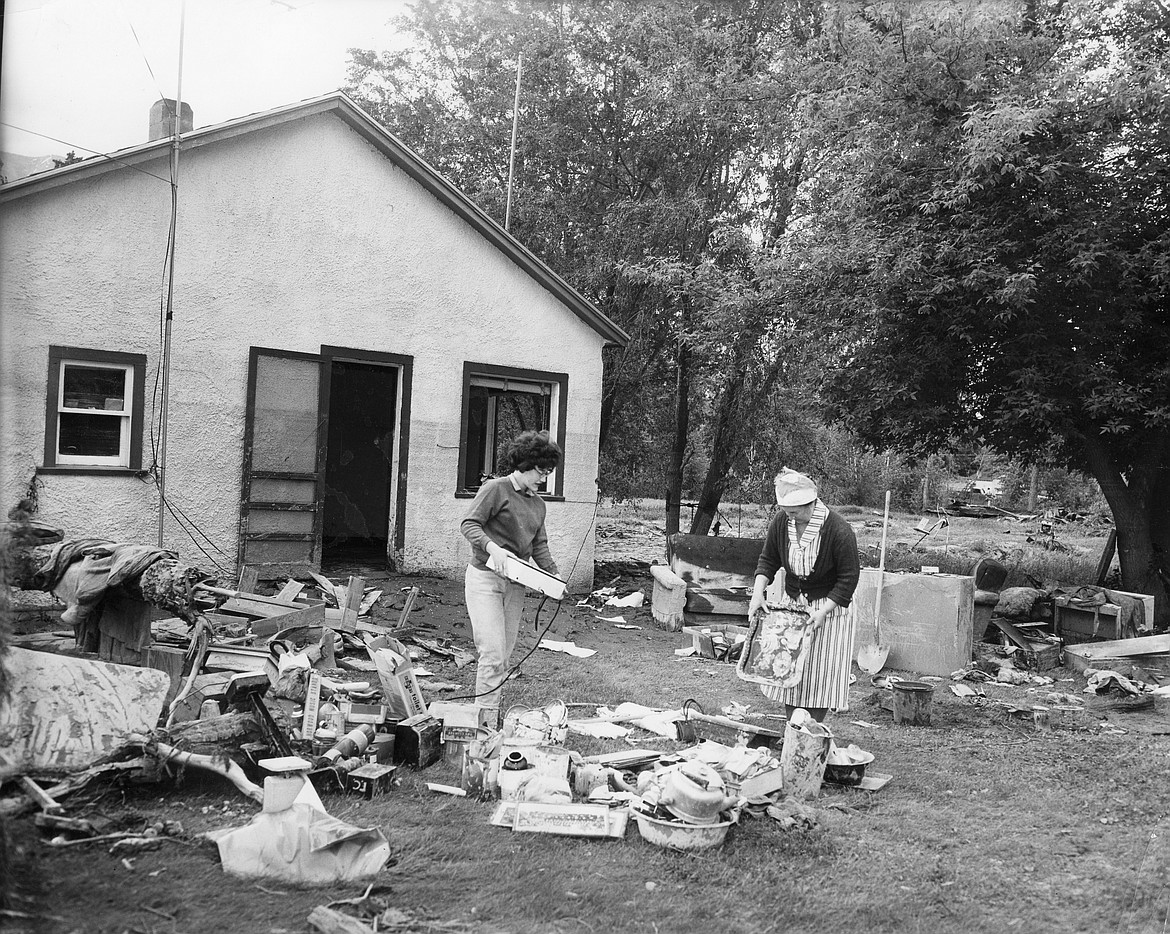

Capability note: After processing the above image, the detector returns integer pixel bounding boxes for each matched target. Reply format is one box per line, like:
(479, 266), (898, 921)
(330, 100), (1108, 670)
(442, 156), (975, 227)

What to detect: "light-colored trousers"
(464, 564), (527, 711)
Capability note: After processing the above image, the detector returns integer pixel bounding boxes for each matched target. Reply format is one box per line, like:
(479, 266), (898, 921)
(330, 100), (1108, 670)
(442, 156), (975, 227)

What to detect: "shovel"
(857, 490), (892, 675)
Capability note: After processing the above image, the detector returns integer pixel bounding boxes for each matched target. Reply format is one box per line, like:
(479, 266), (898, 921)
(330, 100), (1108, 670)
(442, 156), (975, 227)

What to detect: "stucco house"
(0, 92), (627, 589)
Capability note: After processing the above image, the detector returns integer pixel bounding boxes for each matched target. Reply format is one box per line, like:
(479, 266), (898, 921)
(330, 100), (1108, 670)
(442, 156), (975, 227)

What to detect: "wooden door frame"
(238, 347), (325, 575)
(319, 345), (414, 563)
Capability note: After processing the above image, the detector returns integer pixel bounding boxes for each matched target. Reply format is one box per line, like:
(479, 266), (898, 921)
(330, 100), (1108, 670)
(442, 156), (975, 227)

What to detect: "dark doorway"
(322, 360), (398, 568)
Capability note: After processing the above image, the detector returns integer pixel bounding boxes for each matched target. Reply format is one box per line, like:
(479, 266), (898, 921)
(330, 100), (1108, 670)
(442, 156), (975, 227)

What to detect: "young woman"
(748, 468), (861, 722)
(460, 430), (561, 715)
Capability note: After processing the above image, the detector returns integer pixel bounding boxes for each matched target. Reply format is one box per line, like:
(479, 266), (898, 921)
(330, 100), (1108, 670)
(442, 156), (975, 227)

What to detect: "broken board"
(0, 647), (170, 777)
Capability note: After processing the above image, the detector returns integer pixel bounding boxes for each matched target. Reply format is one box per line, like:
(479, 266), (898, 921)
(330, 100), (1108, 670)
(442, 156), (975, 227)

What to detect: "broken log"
(140, 737), (263, 803)
(163, 712), (258, 745)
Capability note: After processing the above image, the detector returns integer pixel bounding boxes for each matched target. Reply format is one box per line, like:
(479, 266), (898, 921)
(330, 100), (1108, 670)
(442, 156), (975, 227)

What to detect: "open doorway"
(322, 359), (398, 569)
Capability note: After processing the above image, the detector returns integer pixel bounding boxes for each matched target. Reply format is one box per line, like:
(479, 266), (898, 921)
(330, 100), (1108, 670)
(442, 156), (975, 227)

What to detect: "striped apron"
(760, 499), (855, 711)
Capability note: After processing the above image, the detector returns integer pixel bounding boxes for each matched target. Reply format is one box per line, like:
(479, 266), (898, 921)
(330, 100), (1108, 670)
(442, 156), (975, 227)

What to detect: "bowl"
(823, 761), (868, 786)
(633, 809), (734, 850)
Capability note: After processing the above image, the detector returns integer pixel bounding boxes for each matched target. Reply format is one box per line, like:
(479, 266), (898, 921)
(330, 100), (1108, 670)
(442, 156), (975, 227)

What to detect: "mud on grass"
(6, 571), (1170, 934)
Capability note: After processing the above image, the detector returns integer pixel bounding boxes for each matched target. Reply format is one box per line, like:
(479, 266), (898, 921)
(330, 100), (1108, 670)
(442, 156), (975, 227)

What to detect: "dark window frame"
(40, 346), (147, 473)
(456, 362), (567, 499)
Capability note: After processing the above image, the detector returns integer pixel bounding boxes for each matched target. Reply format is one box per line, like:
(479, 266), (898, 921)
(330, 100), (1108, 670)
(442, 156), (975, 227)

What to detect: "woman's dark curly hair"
(506, 430), (561, 472)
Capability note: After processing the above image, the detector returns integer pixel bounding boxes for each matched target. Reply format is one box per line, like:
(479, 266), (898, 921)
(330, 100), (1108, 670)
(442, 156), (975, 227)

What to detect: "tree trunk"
(1027, 464), (1039, 513)
(664, 338), (690, 538)
(1083, 434), (1170, 627)
(690, 364), (747, 535)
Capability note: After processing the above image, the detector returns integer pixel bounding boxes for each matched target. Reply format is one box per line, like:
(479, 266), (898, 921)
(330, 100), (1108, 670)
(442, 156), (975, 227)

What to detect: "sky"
(0, 0), (410, 159)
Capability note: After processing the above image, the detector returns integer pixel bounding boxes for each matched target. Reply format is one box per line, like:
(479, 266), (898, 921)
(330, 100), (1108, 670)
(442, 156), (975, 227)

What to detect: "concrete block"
(853, 569), (974, 676)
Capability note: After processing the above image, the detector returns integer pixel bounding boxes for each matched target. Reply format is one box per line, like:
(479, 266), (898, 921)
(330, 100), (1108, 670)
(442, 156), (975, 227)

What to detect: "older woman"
(460, 430), (561, 715)
(747, 468), (860, 722)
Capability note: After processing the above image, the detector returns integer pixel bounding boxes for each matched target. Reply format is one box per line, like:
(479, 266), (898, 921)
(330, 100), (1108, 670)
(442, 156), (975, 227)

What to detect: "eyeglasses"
(534, 466), (553, 477)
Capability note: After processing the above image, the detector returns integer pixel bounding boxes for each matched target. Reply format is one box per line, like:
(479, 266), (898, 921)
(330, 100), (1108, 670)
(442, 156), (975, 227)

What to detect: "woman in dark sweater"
(747, 468), (861, 722)
(460, 430), (561, 716)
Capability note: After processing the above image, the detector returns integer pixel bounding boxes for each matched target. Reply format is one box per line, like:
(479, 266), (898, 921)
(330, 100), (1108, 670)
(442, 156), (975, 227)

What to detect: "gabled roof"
(1, 92), (629, 347)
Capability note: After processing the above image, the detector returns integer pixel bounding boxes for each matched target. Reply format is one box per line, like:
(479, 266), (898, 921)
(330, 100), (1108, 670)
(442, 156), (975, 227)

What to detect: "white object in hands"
(487, 552), (567, 600)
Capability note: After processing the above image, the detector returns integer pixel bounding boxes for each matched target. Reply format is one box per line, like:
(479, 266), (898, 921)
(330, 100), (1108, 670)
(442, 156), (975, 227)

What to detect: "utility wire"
(0, 123), (171, 184)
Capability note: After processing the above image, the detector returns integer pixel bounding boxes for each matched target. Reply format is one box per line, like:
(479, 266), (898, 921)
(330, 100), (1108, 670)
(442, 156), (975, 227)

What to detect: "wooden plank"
(248, 602), (325, 638)
(992, 619), (1035, 652)
(221, 597), (304, 619)
(276, 579), (305, 601)
(196, 584), (316, 609)
(1064, 634), (1170, 659)
(396, 586), (420, 629)
(20, 776), (63, 814)
(237, 566), (260, 595)
(339, 576), (364, 633)
(309, 571), (341, 603)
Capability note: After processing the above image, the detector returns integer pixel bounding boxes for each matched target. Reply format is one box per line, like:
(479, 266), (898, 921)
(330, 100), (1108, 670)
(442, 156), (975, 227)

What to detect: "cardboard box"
(367, 636), (427, 721)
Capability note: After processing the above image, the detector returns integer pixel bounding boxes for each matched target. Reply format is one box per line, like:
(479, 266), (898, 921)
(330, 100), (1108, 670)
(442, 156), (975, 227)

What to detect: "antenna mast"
(157, 0), (186, 547)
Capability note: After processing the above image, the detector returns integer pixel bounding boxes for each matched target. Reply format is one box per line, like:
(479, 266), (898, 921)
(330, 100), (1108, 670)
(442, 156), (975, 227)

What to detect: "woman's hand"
(486, 542), (514, 580)
(748, 591), (768, 619)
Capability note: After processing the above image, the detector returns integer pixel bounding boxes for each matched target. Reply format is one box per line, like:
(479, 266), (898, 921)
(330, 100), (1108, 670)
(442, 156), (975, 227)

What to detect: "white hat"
(774, 468), (817, 507)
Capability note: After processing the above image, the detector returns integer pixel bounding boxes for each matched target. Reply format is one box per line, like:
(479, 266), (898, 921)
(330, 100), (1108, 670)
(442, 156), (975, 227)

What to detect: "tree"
(346, 0), (822, 535)
(776, 0), (1170, 620)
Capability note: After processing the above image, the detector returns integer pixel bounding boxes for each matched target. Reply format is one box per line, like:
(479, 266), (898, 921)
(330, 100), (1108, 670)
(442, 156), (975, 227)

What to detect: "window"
(43, 347), (146, 470)
(457, 363), (567, 495)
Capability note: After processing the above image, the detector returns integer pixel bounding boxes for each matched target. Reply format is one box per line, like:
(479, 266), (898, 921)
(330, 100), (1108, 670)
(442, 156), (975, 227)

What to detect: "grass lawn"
(4, 504), (1165, 934)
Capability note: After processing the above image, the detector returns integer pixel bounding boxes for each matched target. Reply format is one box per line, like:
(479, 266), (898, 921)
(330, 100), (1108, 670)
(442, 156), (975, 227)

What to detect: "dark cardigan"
(754, 508), (861, 607)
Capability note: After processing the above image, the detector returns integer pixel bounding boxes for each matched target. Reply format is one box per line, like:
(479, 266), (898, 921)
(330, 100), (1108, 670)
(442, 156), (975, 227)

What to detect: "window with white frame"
(458, 363), (567, 494)
(44, 347), (146, 469)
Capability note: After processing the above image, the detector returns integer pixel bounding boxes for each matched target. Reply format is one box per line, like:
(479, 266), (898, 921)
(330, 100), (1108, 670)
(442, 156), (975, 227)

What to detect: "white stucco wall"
(0, 112), (608, 589)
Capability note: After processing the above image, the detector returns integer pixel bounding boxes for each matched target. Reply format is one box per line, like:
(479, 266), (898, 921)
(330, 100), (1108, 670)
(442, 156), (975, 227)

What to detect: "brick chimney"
(149, 99), (193, 141)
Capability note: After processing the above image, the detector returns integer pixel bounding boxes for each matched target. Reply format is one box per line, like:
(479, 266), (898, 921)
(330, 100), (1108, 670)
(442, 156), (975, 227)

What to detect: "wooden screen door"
(238, 348), (324, 577)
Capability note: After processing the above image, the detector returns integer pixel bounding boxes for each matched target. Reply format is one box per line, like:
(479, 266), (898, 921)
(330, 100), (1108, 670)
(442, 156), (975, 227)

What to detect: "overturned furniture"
(650, 534), (764, 632)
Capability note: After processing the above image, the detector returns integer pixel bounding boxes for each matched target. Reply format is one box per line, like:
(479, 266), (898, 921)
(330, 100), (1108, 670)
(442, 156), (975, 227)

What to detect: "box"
(681, 623), (749, 660)
(346, 763), (397, 800)
(366, 636), (428, 721)
(684, 711), (785, 752)
(394, 714), (443, 769)
(487, 554), (567, 601)
(1054, 590), (1156, 643)
(340, 700), (389, 725)
(430, 701), (494, 743)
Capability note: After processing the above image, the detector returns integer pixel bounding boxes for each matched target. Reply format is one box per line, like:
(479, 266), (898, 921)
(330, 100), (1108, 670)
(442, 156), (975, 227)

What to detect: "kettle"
(650, 762), (739, 825)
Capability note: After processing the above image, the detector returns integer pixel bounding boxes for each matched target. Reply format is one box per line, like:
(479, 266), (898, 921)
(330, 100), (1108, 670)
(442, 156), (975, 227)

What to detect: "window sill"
(455, 490), (564, 502)
(37, 465), (148, 477)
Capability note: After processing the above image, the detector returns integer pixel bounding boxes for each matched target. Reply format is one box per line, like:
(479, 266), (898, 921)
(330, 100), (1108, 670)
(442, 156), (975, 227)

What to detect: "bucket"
(779, 716), (833, 800)
(892, 681), (934, 726)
